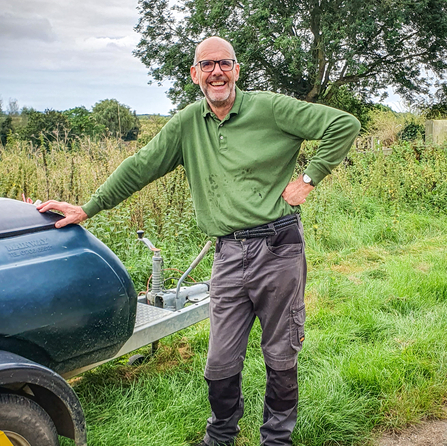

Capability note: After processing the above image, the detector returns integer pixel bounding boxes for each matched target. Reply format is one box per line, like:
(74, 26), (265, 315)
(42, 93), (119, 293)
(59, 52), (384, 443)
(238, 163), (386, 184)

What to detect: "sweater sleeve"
(82, 114), (183, 218)
(273, 95), (361, 186)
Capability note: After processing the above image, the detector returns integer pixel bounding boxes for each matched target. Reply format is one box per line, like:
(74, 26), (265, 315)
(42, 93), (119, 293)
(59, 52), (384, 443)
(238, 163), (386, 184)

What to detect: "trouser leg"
(204, 218), (306, 445)
(244, 220), (305, 445)
(204, 239), (252, 445)
(261, 365), (298, 446)
(204, 373), (243, 446)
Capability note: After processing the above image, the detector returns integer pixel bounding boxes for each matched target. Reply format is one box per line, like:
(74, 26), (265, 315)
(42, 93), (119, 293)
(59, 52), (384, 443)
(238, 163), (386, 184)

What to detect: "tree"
(419, 84), (447, 118)
(7, 98), (19, 116)
(63, 106), (106, 139)
(20, 110), (71, 147)
(20, 107), (36, 117)
(134, 0), (447, 109)
(92, 99), (139, 140)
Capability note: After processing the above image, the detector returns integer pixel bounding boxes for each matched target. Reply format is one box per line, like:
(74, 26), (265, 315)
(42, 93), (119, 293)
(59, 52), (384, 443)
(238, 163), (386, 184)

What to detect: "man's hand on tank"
(281, 176), (314, 206)
(36, 201), (88, 228)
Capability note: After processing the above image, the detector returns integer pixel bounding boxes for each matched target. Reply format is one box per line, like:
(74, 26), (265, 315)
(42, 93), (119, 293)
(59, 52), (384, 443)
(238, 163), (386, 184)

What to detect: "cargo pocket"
(290, 304), (306, 352)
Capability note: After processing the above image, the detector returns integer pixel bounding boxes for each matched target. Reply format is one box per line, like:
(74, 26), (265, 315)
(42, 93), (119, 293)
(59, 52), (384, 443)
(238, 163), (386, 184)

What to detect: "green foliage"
(424, 103), (447, 120)
(360, 109), (426, 146)
(92, 99), (140, 140)
(1, 100), (140, 146)
(321, 86), (388, 131)
(20, 106), (36, 117)
(398, 119), (425, 141)
(0, 115), (14, 147)
(419, 84), (447, 119)
(63, 106), (106, 139)
(19, 109), (71, 147)
(137, 115), (169, 147)
(134, 0), (447, 109)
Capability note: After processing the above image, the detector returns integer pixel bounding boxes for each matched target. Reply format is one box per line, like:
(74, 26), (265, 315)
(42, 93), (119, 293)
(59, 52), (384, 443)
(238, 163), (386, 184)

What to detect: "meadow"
(1, 116), (446, 445)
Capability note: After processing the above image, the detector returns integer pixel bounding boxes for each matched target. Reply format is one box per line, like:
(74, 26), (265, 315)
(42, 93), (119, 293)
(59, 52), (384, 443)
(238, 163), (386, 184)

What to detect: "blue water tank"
(0, 198), (137, 374)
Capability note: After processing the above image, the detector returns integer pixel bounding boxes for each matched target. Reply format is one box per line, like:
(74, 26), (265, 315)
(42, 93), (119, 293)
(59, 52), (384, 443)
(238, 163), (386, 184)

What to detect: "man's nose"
(211, 62), (224, 75)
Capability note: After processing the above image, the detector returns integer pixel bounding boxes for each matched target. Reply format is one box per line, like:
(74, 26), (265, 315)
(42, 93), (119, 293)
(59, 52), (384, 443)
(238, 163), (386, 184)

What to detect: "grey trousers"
(203, 218), (306, 446)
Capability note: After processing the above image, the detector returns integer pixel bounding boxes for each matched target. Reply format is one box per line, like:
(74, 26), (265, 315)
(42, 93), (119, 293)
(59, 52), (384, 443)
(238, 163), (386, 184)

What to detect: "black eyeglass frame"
(195, 59), (236, 72)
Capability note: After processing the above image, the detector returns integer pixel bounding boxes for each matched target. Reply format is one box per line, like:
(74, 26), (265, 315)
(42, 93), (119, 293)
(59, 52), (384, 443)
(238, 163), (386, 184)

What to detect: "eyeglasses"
(195, 59), (236, 72)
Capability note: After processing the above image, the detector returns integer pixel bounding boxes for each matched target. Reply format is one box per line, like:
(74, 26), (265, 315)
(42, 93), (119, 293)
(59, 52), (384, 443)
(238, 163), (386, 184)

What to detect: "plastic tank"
(0, 198), (137, 375)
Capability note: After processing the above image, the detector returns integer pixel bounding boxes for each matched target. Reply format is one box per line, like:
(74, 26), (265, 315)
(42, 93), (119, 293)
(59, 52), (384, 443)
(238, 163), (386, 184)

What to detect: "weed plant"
(1, 122), (447, 445)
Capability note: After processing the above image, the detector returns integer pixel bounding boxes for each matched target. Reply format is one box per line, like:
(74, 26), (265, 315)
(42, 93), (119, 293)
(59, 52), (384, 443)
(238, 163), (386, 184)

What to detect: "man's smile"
(208, 78), (227, 87)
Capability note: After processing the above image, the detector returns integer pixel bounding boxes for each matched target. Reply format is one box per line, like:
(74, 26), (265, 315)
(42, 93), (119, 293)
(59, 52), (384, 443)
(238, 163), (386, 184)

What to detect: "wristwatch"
(302, 173), (314, 186)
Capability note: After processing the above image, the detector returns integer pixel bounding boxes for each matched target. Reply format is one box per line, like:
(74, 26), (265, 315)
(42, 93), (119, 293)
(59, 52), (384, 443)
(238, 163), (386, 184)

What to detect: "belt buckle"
(233, 230), (246, 240)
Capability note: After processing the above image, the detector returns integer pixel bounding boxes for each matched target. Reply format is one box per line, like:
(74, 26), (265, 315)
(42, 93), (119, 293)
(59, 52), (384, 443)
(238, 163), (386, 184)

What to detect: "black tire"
(0, 393), (59, 446)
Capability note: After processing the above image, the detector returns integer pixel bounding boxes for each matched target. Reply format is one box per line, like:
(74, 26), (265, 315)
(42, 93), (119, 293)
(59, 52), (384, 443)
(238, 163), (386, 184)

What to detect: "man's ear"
(234, 63), (240, 82)
(190, 65), (199, 84)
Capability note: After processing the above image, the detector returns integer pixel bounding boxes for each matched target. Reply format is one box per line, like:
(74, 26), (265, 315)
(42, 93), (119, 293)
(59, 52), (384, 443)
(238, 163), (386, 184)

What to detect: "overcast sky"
(1, 0), (406, 115)
(0, 0), (174, 115)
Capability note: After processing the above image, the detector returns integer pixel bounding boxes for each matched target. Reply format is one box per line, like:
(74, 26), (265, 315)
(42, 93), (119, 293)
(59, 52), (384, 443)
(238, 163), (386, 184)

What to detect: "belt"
(220, 214), (299, 240)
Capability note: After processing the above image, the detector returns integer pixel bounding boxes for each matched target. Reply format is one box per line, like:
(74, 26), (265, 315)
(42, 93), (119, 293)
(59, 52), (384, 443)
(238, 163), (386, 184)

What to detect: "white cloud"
(0, 0), (174, 114)
(79, 35), (139, 52)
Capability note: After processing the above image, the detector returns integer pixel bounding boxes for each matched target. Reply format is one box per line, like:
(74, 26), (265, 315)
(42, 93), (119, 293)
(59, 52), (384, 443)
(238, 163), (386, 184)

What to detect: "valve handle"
(136, 230), (160, 252)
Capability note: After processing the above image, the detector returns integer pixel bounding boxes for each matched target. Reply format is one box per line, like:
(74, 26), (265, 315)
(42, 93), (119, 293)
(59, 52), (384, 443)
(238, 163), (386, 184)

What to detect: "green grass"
(2, 129), (446, 445)
(58, 209), (447, 446)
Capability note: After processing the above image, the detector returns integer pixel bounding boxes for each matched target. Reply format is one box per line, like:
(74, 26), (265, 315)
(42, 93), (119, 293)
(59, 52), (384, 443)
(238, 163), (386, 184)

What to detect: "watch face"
(303, 174), (312, 184)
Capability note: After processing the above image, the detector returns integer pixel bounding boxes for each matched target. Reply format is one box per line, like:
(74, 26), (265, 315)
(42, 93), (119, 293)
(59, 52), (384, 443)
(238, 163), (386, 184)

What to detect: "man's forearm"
(81, 154), (154, 218)
(304, 113), (361, 186)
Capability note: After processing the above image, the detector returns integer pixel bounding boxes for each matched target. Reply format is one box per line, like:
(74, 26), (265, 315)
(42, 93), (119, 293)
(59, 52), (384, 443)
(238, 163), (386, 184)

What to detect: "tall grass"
(1, 121), (447, 445)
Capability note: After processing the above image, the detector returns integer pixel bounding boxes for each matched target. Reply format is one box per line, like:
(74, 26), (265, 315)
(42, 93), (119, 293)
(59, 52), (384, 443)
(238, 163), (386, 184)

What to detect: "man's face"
(190, 39), (240, 110)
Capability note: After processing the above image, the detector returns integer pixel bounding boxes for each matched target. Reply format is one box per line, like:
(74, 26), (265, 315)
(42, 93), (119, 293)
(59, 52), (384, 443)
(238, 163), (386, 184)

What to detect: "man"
(38, 37), (360, 445)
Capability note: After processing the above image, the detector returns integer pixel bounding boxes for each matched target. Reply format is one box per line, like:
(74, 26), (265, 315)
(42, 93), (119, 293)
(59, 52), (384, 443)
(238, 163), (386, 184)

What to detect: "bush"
(398, 119), (425, 141)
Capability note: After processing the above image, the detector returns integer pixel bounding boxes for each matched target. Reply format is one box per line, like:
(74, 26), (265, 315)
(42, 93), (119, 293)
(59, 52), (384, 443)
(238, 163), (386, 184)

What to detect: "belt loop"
(267, 222), (277, 235)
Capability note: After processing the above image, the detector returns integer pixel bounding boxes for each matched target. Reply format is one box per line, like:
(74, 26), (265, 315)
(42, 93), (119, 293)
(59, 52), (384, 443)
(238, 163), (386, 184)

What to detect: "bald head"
(194, 37), (237, 65)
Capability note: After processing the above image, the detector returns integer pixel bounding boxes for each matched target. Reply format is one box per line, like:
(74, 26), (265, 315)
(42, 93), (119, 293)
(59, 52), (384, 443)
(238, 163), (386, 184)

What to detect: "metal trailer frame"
(64, 296), (210, 378)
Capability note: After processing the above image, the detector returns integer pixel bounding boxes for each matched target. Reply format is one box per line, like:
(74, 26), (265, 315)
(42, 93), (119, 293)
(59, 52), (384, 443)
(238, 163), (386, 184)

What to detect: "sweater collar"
(201, 86), (243, 119)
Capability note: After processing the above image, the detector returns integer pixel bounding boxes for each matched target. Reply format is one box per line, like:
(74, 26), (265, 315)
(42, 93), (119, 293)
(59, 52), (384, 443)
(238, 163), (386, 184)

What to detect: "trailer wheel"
(128, 354), (147, 365)
(0, 394), (59, 446)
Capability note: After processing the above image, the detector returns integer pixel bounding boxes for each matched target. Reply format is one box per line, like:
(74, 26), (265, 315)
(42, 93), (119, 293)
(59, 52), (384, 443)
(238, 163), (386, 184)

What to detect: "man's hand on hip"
(282, 175), (314, 206)
(36, 200), (88, 228)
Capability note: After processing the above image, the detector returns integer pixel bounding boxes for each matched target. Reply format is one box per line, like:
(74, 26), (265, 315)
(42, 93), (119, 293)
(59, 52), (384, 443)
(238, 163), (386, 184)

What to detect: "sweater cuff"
(303, 165), (327, 187)
(81, 199), (103, 218)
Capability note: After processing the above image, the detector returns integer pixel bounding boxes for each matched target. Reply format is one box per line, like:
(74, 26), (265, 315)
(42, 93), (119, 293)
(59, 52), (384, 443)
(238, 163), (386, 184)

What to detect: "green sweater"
(82, 88), (360, 237)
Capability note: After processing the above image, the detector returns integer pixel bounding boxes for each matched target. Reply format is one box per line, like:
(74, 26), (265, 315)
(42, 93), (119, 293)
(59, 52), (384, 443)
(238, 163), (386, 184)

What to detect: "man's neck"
(209, 104), (233, 121)
(207, 90), (237, 120)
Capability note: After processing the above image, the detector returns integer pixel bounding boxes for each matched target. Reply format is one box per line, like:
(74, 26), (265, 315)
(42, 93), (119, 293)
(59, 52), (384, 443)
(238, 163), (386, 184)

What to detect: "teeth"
(210, 82), (225, 86)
